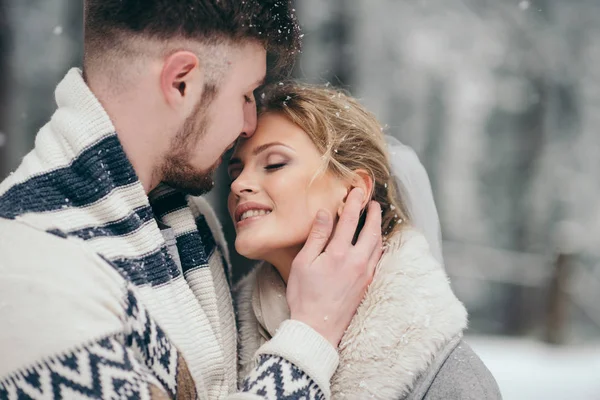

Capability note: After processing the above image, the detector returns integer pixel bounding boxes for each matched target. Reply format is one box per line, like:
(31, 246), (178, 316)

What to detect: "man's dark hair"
(84, 0), (301, 81)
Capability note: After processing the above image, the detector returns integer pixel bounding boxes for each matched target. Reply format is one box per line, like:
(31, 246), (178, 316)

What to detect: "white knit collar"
(54, 68), (118, 157)
(7, 68), (148, 229)
(1, 68), (185, 287)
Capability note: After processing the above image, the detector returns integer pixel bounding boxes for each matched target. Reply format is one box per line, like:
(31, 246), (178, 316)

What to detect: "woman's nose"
(230, 171), (258, 196)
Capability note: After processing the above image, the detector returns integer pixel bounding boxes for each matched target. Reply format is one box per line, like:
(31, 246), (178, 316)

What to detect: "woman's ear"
(336, 169), (374, 217)
(352, 169), (374, 209)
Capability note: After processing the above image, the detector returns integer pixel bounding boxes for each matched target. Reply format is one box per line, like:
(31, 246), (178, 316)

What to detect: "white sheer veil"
(385, 135), (444, 265)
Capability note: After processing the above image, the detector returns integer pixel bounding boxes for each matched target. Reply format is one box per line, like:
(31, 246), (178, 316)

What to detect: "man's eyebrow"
(228, 142), (292, 168)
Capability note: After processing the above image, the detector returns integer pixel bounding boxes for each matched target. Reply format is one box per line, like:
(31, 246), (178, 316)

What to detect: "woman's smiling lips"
(234, 201), (273, 228)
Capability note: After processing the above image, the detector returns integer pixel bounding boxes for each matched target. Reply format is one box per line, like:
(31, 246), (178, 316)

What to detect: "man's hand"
(286, 188), (383, 347)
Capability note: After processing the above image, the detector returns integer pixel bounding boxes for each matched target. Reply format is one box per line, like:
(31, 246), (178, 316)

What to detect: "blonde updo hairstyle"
(258, 82), (410, 242)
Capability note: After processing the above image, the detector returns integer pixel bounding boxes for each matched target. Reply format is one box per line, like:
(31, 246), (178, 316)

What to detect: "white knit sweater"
(0, 69), (338, 400)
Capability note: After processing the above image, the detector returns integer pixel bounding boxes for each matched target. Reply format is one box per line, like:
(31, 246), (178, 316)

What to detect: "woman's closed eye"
(265, 163), (286, 171)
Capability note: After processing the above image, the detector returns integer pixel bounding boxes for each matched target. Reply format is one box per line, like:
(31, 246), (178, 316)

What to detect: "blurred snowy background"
(0, 1), (599, 398)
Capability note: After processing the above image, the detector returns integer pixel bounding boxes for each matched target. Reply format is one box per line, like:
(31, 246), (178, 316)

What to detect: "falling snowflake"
(518, 0), (530, 10)
(53, 25), (63, 36)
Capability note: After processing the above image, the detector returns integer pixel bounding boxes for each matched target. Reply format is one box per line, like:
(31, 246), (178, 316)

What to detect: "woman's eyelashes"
(265, 163), (286, 171)
(229, 153), (290, 182)
(264, 154), (290, 172)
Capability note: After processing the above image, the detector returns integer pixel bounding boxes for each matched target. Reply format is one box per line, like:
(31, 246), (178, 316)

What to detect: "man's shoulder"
(0, 217), (125, 290)
(0, 216), (81, 260)
(0, 218), (127, 378)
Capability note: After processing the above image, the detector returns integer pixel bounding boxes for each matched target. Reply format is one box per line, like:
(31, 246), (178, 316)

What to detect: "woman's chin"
(234, 239), (267, 261)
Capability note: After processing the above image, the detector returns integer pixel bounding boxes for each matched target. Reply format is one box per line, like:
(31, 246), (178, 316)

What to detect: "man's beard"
(161, 96), (219, 196)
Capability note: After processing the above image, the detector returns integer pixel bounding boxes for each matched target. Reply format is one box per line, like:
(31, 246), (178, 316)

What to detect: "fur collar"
(235, 228), (468, 399)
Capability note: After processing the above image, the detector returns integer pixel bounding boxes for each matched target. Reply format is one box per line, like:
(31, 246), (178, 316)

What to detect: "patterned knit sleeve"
(0, 334), (178, 400)
(238, 354), (325, 399)
(228, 320), (338, 400)
(0, 284), (200, 400)
(0, 237), (194, 400)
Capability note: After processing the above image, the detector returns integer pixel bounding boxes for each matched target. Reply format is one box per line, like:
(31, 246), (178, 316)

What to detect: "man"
(0, 1), (382, 399)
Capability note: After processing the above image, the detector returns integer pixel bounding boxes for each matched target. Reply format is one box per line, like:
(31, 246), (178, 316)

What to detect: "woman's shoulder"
(382, 230), (501, 399)
(411, 338), (502, 400)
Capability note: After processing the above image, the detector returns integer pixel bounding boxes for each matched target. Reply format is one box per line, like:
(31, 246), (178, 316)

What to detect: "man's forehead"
(216, 58), (262, 94)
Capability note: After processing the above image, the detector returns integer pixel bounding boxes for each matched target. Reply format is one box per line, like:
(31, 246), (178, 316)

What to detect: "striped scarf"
(0, 68), (237, 398)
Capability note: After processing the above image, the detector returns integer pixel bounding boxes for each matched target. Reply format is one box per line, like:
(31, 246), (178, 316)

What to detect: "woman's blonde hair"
(258, 82), (410, 241)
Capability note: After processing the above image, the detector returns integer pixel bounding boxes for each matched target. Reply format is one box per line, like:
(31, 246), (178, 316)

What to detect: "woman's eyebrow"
(252, 142), (293, 156)
(229, 142), (293, 167)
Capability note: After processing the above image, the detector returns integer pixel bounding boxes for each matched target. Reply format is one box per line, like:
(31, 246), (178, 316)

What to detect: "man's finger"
(327, 188), (365, 253)
(354, 200), (382, 260)
(366, 229), (383, 278)
(295, 209), (334, 266)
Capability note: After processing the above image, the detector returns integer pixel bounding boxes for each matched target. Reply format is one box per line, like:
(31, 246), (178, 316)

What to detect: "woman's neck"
(263, 245), (303, 284)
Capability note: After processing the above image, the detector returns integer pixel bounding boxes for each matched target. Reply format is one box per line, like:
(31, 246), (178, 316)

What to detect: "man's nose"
(240, 105), (258, 138)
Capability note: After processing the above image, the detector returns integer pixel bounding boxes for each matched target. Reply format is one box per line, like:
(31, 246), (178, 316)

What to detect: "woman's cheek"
(270, 173), (297, 193)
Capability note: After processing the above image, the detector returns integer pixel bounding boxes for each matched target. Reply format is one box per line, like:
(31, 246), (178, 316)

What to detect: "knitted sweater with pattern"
(0, 69), (338, 400)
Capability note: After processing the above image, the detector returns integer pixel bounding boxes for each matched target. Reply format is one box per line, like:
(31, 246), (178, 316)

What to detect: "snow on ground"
(466, 335), (600, 400)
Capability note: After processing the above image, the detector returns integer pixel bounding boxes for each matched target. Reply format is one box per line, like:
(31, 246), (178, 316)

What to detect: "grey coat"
(408, 336), (501, 400)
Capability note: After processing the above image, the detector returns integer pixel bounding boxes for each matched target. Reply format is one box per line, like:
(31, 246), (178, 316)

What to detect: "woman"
(227, 82), (501, 399)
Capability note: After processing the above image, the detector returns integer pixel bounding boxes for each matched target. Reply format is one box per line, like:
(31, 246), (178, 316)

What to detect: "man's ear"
(337, 169), (374, 217)
(160, 51), (204, 113)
